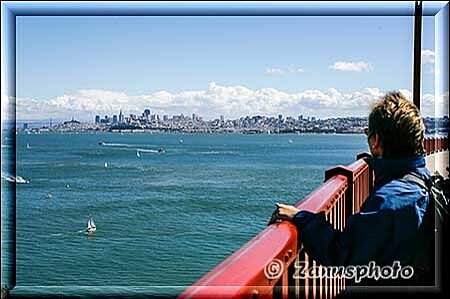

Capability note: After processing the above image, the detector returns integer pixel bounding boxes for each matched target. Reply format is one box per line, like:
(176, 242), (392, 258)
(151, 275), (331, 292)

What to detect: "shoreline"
(13, 129), (367, 135)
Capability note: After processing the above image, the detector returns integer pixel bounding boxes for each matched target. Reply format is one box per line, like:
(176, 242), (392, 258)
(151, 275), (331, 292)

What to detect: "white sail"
(87, 218), (95, 228)
(87, 217), (96, 233)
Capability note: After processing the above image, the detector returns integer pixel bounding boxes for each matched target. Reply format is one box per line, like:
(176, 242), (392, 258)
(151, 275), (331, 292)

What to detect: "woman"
(274, 91), (433, 285)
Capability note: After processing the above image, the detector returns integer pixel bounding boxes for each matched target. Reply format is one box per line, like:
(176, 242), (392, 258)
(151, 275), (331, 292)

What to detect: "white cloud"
(14, 83), (445, 122)
(265, 66), (304, 75)
(265, 68), (285, 75)
(287, 66), (305, 73)
(422, 49), (435, 65)
(329, 61), (373, 72)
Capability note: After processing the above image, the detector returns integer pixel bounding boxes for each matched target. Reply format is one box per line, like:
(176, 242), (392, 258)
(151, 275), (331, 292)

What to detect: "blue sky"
(15, 15), (439, 120)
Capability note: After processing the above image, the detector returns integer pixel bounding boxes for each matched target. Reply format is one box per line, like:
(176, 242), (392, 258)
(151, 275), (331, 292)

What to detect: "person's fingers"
(277, 208), (288, 216)
(277, 203), (289, 208)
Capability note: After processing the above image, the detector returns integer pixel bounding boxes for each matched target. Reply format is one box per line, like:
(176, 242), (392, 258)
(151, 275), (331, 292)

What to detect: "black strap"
(402, 173), (429, 190)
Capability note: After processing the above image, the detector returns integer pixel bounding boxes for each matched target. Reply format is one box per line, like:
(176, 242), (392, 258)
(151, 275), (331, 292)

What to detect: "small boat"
(104, 162), (108, 168)
(288, 139), (293, 144)
(86, 217), (96, 233)
(16, 176), (30, 184)
(26, 143), (31, 149)
(158, 147), (166, 153)
(98, 141), (106, 145)
(136, 150), (141, 157)
(2, 174), (30, 184)
(179, 139), (184, 144)
(47, 193), (53, 199)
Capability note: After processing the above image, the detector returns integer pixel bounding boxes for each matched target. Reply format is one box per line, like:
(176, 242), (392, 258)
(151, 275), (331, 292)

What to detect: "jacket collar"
(371, 155), (426, 189)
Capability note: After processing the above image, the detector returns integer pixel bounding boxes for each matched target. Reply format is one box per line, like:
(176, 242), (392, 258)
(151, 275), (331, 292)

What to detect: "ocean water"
(2, 132), (368, 294)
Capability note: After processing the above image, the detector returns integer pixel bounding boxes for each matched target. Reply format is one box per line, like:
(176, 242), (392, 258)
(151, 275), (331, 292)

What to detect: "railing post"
(324, 166), (354, 224)
(356, 152), (374, 194)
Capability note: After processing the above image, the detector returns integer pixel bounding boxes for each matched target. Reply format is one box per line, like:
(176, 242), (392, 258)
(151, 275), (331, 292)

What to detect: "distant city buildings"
(87, 108), (373, 134)
(24, 108), (449, 135)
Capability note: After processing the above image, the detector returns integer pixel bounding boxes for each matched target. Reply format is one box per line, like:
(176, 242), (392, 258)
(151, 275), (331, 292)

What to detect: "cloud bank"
(10, 82), (446, 122)
(329, 61), (373, 72)
(265, 66), (305, 75)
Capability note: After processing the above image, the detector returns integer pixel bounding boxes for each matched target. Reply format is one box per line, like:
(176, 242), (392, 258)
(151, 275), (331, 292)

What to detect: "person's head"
(366, 91), (425, 158)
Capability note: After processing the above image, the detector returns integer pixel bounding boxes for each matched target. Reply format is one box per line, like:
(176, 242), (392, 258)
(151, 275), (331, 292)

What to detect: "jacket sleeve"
(293, 208), (394, 266)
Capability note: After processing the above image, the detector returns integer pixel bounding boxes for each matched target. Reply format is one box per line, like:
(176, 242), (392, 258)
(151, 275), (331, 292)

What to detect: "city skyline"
(18, 107), (448, 136)
(93, 107), (320, 125)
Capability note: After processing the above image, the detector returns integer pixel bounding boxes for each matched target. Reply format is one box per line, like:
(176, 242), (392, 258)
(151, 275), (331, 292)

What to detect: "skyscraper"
(119, 110), (124, 123)
(144, 109), (151, 120)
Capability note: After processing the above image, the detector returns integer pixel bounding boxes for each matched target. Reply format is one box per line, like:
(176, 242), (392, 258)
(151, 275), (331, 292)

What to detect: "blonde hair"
(368, 91), (425, 158)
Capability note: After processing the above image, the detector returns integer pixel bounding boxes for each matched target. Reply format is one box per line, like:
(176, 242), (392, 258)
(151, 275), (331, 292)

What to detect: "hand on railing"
(268, 203), (300, 225)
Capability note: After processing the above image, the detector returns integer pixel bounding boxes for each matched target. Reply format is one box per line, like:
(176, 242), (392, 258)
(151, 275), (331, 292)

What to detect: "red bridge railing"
(424, 136), (448, 154)
(179, 136), (447, 299)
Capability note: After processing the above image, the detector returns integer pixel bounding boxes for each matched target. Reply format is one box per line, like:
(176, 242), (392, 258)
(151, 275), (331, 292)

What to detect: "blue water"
(3, 132), (368, 293)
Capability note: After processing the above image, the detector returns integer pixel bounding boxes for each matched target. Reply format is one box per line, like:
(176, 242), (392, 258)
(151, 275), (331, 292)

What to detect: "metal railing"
(179, 136), (447, 299)
(424, 136), (448, 154)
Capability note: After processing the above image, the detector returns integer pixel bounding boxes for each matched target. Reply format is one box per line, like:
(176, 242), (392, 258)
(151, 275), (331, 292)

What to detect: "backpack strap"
(403, 172), (449, 224)
(402, 172), (429, 190)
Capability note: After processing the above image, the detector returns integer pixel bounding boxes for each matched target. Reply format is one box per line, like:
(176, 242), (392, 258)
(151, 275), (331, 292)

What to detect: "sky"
(13, 14), (444, 122)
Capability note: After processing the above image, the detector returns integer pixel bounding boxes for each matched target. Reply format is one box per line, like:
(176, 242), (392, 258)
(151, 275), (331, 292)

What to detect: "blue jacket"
(293, 155), (433, 277)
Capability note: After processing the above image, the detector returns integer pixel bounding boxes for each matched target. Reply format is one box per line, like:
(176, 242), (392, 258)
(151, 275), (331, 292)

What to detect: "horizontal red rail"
(178, 221), (297, 299)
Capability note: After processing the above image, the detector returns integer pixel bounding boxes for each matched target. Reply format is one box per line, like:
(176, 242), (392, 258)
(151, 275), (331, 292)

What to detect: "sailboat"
(136, 150), (141, 157)
(86, 217), (96, 233)
(104, 161), (108, 168)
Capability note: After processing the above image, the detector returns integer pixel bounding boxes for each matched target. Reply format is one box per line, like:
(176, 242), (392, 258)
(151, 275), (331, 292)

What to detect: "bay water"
(2, 132), (367, 294)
